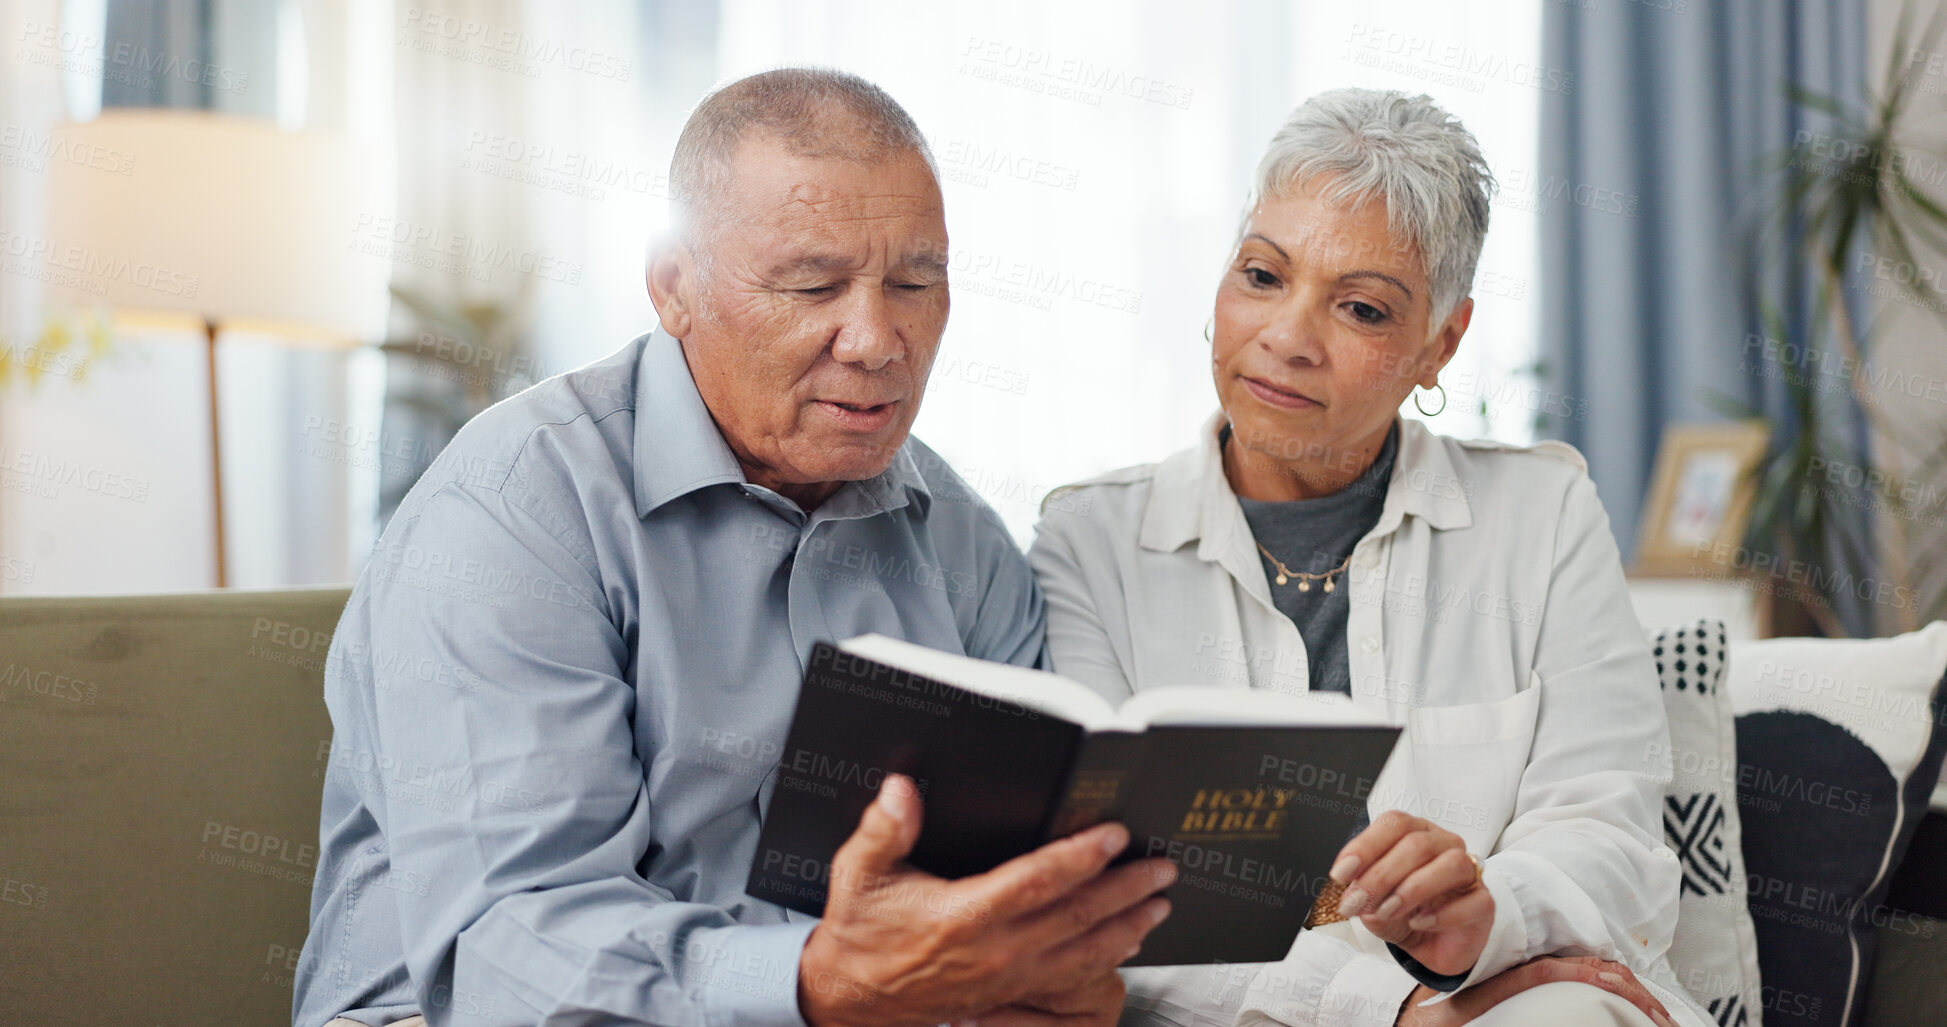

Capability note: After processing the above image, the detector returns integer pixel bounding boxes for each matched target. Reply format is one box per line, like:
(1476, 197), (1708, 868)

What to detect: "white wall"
(0, 335), (216, 593)
(1865, 0), (1947, 631)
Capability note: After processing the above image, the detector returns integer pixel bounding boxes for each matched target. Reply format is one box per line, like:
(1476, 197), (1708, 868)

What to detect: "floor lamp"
(43, 111), (386, 587)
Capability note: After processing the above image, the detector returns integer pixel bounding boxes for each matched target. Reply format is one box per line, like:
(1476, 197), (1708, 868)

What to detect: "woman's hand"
(1393, 957), (1676, 1026)
(1331, 811), (1491, 976)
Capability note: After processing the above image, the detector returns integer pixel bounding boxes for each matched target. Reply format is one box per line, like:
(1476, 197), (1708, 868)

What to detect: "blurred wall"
(1865, 0), (1947, 622)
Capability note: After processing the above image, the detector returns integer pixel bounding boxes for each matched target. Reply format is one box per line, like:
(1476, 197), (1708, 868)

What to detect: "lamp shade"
(42, 110), (387, 346)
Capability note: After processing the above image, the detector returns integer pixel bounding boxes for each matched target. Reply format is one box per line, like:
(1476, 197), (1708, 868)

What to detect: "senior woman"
(1028, 90), (1708, 1027)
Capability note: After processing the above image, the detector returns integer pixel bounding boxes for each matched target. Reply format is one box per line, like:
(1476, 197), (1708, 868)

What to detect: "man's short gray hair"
(1248, 88), (1496, 321)
(669, 67), (937, 260)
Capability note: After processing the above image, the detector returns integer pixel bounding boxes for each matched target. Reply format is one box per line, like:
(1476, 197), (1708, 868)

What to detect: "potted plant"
(373, 281), (536, 523)
(1737, 5), (1947, 636)
(0, 310), (114, 390)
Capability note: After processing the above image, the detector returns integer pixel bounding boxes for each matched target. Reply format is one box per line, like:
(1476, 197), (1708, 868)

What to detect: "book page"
(838, 634), (1121, 728)
(837, 635), (1393, 734)
(1111, 687), (1391, 732)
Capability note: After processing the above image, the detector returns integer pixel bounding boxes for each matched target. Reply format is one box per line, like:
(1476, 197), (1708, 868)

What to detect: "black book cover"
(747, 641), (1400, 966)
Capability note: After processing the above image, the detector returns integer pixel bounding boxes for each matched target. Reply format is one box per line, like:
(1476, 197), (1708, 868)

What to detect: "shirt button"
(1358, 550), (1379, 570)
(1361, 637), (1380, 654)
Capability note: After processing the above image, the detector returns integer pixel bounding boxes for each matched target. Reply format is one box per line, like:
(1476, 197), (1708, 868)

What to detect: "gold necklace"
(1255, 542), (1352, 593)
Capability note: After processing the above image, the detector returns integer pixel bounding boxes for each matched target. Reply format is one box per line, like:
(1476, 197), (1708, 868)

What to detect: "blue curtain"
(100, 0), (277, 117)
(1538, 0), (1875, 633)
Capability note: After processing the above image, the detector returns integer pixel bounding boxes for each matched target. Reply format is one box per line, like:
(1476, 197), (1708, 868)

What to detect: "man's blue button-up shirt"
(295, 330), (1046, 1027)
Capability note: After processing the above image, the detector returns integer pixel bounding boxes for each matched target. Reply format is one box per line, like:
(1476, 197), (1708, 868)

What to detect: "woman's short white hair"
(1248, 88), (1496, 321)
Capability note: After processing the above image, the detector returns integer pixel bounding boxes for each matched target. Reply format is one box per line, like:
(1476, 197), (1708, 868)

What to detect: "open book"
(746, 635), (1402, 965)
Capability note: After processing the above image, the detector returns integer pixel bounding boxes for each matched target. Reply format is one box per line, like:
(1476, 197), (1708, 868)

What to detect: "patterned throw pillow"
(1650, 620), (1765, 1026)
(1724, 623), (1947, 1027)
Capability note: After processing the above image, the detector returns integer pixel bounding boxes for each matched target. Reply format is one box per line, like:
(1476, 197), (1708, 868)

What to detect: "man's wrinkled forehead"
(727, 126), (938, 201)
(756, 240), (950, 282)
(765, 176), (943, 223)
(713, 146), (943, 246)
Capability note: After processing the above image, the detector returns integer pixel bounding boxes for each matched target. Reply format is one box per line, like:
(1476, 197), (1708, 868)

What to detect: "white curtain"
(706, 0), (1545, 540)
(0, 0), (1543, 590)
(373, 0), (701, 524)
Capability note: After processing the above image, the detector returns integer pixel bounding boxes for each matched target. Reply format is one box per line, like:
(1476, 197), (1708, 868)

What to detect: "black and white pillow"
(1725, 623), (1947, 1027)
(1650, 620), (1764, 1026)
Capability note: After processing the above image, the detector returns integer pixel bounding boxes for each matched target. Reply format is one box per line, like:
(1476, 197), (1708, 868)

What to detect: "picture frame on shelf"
(1633, 421), (1770, 578)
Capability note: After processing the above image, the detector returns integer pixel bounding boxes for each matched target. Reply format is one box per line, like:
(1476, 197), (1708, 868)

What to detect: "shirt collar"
(1138, 411), (1472, 555)
(632, 328), (931, 520)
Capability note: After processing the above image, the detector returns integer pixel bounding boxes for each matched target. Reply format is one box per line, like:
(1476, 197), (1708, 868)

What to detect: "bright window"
(711, 0), (1544, 540)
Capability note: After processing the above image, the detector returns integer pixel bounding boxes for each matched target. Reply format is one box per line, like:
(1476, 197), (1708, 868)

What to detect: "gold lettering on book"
(1069, 774), (1120, 804)
(1048, 773), (1125, 838)
(1179, 787), (1295, 834)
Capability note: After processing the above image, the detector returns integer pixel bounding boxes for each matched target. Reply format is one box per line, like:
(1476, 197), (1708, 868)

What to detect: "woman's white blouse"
(1028, 414), (1704, 1027)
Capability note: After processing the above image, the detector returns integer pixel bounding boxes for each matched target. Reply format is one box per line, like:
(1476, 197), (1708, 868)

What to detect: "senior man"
(295, 68), (1174, 1027)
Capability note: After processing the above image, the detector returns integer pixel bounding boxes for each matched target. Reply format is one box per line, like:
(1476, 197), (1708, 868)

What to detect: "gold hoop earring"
(1413, 383), (1447, 417)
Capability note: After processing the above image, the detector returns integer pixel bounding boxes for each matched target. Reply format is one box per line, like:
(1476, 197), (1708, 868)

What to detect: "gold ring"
(1465, 852), (1484, 892)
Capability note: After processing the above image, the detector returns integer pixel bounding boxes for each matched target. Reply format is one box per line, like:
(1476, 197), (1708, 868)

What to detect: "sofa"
(2, 589), (1944, 1025)
(0, 588), (345, 1025)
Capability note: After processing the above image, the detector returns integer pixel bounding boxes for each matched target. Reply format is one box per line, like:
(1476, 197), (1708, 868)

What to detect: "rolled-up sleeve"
(1224, 932), (1419, 1027)
(367, 481), (812, 1027)
(1437, 473), (1679, 994)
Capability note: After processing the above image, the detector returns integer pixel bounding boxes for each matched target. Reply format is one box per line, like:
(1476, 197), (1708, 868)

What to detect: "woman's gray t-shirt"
(1232, 424), (1398, 695)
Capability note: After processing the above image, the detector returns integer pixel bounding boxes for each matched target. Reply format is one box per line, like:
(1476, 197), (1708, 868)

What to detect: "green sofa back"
(0, 587), (350, 1026)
